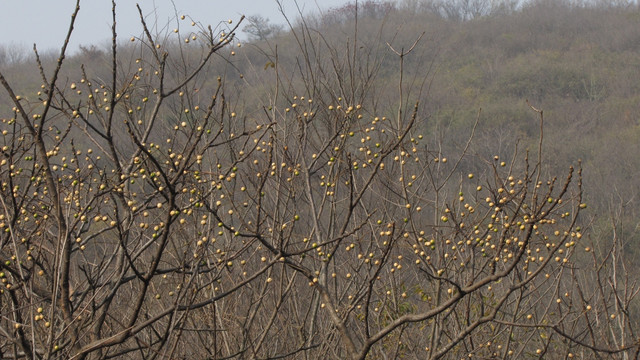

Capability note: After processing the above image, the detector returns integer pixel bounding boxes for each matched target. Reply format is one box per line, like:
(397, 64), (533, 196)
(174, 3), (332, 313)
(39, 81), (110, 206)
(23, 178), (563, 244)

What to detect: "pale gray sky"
(0, 0), (352, 53)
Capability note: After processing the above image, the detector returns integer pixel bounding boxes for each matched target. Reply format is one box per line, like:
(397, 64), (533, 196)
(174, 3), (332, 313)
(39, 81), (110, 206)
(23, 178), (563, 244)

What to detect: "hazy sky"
(0, 0), (352, 53)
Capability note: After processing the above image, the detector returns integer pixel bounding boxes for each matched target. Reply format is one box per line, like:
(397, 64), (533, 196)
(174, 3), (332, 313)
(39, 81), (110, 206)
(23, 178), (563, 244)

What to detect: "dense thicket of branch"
(0, 1), (638, 359)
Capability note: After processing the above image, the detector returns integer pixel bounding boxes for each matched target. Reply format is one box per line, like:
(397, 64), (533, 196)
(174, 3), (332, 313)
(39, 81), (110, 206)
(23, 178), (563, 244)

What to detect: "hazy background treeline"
(2, 0), (639, 258)
(242, 0), (640, 265)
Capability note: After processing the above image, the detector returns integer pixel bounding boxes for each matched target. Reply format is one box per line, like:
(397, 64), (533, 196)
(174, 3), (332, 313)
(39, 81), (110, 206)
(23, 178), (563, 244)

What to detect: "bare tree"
(414, 0), (518, 20)
(243, 15), (284, 41)
(0, 1), (637, 359)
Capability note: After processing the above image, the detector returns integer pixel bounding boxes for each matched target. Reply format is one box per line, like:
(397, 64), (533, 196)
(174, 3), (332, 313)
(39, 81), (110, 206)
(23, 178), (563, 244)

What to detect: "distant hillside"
(2, 0), (640, 249)
(236, 0), (640, 214)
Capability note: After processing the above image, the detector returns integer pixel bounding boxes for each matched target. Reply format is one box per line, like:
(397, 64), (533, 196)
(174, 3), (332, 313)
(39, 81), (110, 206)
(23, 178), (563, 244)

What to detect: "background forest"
(4, 0), (640, 256)
(0, 0), (639, 358)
